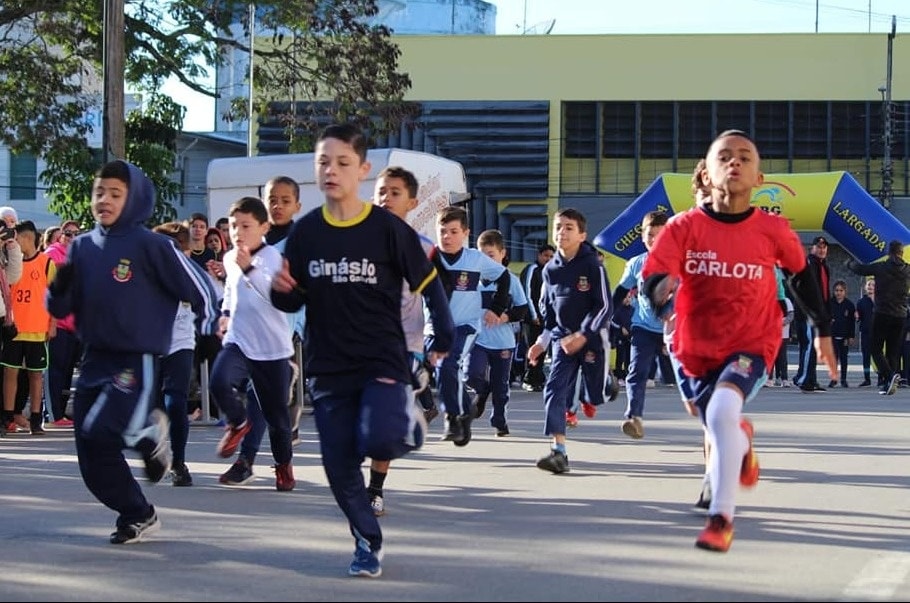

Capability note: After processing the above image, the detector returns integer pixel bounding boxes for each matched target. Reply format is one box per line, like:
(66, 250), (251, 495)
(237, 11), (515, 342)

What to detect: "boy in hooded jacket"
(46, 160), (219, 544)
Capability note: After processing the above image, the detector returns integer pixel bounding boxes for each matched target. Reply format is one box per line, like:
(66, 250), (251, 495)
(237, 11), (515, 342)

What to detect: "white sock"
(704, 387), (747, 521)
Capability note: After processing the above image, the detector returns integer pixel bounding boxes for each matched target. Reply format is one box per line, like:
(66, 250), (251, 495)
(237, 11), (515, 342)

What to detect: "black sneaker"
(441, 414), (463, 442)
(495, 424), (510, 438)
(110, 507), (160, 544)
(536, 449), (569, 474)
(219, 457), (254, 485)
(170, 462), (193, 487)
(453, 414), (472, 447)
(135, 409), (171, 483)
(858, 379), (872, 387)
(29, 415), (46, 436)
(471, 394), (488, 420)
(827, 380), (838, 389)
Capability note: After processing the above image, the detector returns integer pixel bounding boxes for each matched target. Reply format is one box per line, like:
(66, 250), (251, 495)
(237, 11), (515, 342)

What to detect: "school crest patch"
(112, 259), (133, 283)
(729, 355), (753, 378)
(456, 271), (470, 291)
(113, 369), (136, 393)
(577, 276), (590, 292)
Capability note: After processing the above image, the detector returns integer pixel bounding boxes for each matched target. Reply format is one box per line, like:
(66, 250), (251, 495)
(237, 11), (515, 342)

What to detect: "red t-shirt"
(644, 208), (805, 377)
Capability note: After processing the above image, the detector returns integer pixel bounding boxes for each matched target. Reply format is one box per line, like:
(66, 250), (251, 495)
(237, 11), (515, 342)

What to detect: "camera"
(0, 224), (15, 242)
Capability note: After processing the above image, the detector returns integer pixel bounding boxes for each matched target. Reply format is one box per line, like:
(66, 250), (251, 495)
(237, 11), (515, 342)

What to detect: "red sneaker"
(739, 417), (759, 487)
(695, 514), (734, 552)
(274, 462), (296, 491)
(52, 418), (74, 428)
(581, 401), (597, 419)
(216, 420), (252, 458)
(565, 411), (579, 428)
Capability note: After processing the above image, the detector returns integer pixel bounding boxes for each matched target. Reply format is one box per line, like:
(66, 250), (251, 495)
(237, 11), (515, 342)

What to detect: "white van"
(206, 148), (469, 241)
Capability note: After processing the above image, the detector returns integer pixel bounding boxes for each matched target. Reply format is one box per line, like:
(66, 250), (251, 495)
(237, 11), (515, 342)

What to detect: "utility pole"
(881, 15), (896, 209)
(102, 0), (125, 162)
(247, 3), (256, 157)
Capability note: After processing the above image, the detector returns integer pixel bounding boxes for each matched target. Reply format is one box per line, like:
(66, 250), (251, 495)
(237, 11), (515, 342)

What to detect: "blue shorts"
(677, 352), (768, 426)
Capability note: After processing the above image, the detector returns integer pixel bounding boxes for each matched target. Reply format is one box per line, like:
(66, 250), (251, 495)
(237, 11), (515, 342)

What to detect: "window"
(678, 102), (713, 157)
(793, 102), (827, 158)
(9, 152), (37, 201)
(831, 102), (869, 159)
(639, 102), (673, 158)
(564, 102), (596, 158)
(602, 103), (636, 157)
(715, 102), (752, 137)
(754, 102), (790, 159)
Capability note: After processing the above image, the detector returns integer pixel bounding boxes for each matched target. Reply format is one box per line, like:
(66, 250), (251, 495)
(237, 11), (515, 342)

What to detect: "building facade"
(253, 33), (910, 263)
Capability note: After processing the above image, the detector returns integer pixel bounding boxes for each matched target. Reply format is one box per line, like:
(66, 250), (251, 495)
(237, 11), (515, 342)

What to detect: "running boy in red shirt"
(643, 130), (836, 552)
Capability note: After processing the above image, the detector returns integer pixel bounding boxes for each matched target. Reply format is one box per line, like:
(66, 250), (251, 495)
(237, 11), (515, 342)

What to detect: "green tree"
(42, 93), (183, 227)
(0, 0), (415, 173)
(229, 0), (419, 151)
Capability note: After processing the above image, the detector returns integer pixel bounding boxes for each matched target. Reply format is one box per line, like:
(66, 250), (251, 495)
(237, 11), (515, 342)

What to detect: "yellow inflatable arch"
(592, 171), (910, 287)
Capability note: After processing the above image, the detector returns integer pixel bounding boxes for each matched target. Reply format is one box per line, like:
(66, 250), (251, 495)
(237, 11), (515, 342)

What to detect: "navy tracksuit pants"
(73, 349), (159, 529)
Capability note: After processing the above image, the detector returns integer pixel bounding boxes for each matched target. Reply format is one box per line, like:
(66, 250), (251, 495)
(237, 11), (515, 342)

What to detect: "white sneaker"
(370, 494), (385, 517)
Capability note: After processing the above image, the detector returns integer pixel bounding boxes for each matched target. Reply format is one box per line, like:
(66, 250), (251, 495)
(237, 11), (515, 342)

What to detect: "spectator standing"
(44, 219), (82, 425)
(827, 280), (856, 388)
(846, 240), (910, 395)
(855, 278), (876, 386)
(772, 295), (795, 387)
(1, 220), (55, 435)
(795, 236), (831, 392)
(0, 207), (23, 435)
(215, 217), (232, 252)
(205, 227), (227, 261)
(41, 226), (61, 250)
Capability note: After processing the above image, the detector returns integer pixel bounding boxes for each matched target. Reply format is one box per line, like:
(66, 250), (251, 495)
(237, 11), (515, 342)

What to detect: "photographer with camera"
(0, 206), (24, 436)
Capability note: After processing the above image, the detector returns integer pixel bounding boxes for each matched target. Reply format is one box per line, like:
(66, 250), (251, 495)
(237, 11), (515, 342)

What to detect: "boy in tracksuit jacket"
(466, 229), (529, 438)
(46, 160), (219, 545)
(430, 206), (511, 447)
(528, 208), (612, 474)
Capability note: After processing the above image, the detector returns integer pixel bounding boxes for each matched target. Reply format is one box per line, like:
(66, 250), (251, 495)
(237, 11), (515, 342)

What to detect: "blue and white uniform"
(432, 247), (510, 417)
(466, 270), (528, 431)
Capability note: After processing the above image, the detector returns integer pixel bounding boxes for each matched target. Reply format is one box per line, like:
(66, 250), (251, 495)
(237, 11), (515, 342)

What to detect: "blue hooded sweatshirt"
(46, 161), (219, 355)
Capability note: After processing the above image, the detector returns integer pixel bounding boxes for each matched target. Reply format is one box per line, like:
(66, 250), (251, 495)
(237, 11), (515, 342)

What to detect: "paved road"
(2, 373), (909, 602)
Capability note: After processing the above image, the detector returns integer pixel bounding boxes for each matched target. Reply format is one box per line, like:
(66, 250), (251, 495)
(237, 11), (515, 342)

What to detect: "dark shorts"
(1, 340), (49, 371)
(679, 352), (767, 425)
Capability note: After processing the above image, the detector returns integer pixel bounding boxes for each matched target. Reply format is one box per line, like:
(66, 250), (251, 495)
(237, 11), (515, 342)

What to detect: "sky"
(165, 0), (910, 131)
